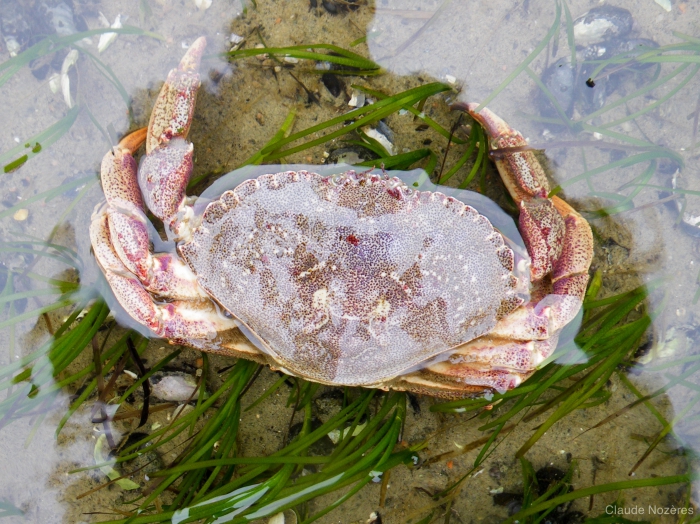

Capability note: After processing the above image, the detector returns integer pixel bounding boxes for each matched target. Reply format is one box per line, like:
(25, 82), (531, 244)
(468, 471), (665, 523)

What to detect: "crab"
(90, 37), (593, 398)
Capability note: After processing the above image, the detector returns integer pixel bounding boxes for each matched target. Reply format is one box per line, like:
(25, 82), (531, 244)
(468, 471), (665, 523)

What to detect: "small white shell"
(348, 90), (365, 107)
(194, 0), (213, 10)
(6, 37), (21, 57)
(98, 13), (122, 53)
(364, 127), (394, 155)
(13, 209), (29, 221)
(268, 513), (285, 524)
(60, 49), (79, 108)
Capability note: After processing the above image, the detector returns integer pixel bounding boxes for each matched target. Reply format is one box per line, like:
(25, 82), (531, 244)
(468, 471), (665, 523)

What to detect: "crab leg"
(91, 37), (253, 349)
(98, 137), (205, 301)
(387, 105), (595, 397)
(461, 103), (593, 334)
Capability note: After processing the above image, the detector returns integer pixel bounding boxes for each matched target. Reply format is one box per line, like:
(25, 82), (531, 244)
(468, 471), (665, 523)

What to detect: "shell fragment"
(60, 49), (79, 108)
(98, 13), (123, 53)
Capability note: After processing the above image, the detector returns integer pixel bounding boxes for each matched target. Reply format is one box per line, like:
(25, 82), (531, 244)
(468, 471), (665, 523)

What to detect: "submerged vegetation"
(1, 0), (700, 521)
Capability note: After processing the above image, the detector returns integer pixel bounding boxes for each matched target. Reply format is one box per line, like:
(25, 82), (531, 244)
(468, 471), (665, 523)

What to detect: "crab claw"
(137, 37), (206, 240)
(454, 102), (551, 203)
(462, 104), (593, 286)
(97, 132), (206, 301)
(455, 104), (567, 281)
(139, 137), (194, 233)
(146, 36), (207, 154)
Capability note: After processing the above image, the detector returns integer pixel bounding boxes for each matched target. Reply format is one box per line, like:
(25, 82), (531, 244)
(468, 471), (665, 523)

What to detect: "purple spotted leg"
(90, 38), (261, 356)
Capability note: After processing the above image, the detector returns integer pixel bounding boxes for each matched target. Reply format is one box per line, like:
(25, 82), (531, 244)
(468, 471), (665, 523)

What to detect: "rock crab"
(90, 37), (593, 398)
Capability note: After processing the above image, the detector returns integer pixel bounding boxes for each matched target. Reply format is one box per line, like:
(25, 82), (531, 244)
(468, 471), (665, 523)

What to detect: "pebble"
(13, 209), (28, 221)
(150, 372), (198, 402)
(573, 6), (633, 47)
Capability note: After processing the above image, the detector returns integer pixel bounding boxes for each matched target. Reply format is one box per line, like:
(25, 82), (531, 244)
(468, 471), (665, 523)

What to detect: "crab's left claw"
(138, 36), (206, 241)
(91, 37), (245, 350)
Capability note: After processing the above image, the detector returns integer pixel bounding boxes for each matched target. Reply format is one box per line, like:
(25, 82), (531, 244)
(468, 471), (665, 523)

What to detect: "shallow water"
(0, 0), (699, 522)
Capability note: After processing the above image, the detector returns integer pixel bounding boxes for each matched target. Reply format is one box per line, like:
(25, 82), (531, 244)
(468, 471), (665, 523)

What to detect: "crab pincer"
(457, 103), (593, 334)
(90, 38), (249, 349)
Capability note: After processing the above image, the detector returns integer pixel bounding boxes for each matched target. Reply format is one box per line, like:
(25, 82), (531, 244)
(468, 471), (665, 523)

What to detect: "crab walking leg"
(90, 212), (238, 344)
(390, 334), (559, 397)
(99, 139), (206, 301)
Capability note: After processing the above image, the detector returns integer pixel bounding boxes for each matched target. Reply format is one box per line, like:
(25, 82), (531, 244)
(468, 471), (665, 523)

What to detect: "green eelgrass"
(251, 82), (452, 162)
(353, 85), (466, 145)
(0, 26), (163, 89)
(430, 277), (657, 460)
(225, 44), (381, 76)
(68, 276), (672, 523)
(101, 390), (412, 523)
(505, 473), (696, 524)
(1, 106), (81, 174)
(500, 457), (694, 524)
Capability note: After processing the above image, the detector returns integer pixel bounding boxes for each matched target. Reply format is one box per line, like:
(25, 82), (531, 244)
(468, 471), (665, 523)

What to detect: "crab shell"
(89, 38), (594, 398)
(180, 168), (529, 387)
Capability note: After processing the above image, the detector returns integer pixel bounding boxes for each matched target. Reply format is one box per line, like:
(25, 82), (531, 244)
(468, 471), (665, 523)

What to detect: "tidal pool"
(0, 0), (698, 522)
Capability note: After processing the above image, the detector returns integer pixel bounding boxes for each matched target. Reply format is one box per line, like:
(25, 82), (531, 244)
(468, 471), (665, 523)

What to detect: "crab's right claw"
(91, 37), (269, 360)
(460, 105), (593, 301)
(90, 211), (234, 342)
